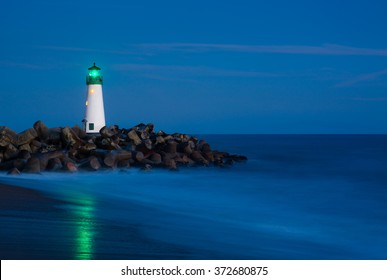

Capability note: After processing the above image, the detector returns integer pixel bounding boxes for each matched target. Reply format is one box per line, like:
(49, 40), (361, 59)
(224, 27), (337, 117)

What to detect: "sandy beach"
(0, 182), (74, 259)
(0, 183), (65, 212)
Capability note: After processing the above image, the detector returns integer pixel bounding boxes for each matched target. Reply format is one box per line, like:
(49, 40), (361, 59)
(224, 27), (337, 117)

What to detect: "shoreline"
(0, 183), (65, 212)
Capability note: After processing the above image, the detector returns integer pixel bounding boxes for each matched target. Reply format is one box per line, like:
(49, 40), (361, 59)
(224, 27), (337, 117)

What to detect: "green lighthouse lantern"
(86, 62), (103, 85)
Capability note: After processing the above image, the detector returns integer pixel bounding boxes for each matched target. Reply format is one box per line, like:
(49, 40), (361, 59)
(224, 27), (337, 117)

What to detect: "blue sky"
(1, 0), (387, 133)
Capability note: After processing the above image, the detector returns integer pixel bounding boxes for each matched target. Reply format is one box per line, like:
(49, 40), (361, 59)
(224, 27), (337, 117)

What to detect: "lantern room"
(86, 63), (103, 85)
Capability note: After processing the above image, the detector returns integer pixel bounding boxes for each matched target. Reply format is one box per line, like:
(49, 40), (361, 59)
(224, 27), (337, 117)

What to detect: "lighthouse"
(84, 63), (106, 133)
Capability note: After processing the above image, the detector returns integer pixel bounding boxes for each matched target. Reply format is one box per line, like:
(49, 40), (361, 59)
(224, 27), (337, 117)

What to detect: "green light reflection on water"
(71, 198), (95, 260)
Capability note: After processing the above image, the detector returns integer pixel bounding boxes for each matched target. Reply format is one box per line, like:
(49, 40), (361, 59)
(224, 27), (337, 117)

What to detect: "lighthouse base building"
(84, 63), (106, 133)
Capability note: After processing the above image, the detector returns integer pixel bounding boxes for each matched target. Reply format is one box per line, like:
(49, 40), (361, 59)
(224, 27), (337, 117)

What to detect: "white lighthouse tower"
(84, 63), (106, 133)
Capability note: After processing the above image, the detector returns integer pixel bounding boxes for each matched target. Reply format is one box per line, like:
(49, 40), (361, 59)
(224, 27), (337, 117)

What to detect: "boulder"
(33, 121), (49, 141)
(181, 154), (195, 166)
(155, 135), (165, 145)
(19, 143), (32, 153)
(100, 126), (115, 138)
(18, 150), (31, 160)
(140, 131), (149, 140)
(132, 151), (144, 162)
(17, 128), (38, 146)
(117, 159), (130, 168)
(62, 127), (84, 148)
(30, 140), (42, 153)
(191, 151), (209, 165)
(150, 153), (162, 165)
(141, 164), (152, 171)
(78, 156), (101, 171)
(104, 150), (132, 167)
(4, 144), (19, 161)
(7, 168), (21, 176)
(0, 126), (18, 147)
(47, 128), (62, 144)
(72, 125), (87, 139)
(164, 158), (177, 170)
(127, 129), (142, 145)
(78, 143), (97, 154)
(0, 158), (25, 171)
(38, 151), (65, 171)
(46, 158), (63, 171)
(24, 156), (41, 173)
(61, 156), (78, 172)
(165, 140), (177, 154)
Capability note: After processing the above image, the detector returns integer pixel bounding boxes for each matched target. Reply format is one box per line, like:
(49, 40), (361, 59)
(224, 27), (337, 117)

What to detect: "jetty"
(0, 121), (247, 175)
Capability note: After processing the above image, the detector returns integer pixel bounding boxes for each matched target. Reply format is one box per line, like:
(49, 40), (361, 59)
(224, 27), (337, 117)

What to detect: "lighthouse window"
(89, 123), (94, 130)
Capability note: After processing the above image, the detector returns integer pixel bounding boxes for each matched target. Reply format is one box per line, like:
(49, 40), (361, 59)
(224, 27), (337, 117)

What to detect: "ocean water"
(1, 135), (387, 259)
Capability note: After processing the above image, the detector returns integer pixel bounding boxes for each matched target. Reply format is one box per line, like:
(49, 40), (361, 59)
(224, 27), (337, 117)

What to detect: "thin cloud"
(350, 97), (387, 101)
(132, 43), (387, 56)
(112, 63), (281, 79)
(38, 46), (97, 52)
(37, 45), (136, 55)
(0, 61), (53, 69)
(335, 69), (387, 88)
(113, 64), (195, 72)
(38, 43), (387, 57)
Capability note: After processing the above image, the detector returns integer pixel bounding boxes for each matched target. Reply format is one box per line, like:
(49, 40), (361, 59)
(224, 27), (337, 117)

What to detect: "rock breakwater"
(0, 121), (247, 174)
